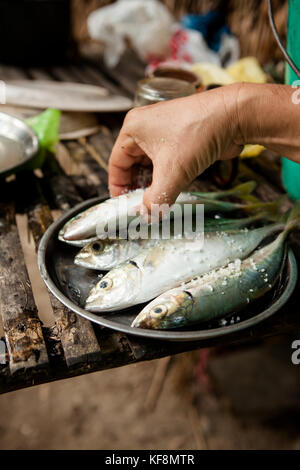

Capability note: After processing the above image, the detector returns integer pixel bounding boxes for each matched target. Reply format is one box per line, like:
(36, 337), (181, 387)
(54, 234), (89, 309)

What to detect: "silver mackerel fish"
(59, 182), (261, 244)
(131, 206), (300, 329)
(85, 224), (284, 312)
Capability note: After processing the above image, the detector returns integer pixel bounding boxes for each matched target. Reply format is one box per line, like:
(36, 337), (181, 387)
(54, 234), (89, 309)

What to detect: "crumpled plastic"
(169, 26), (220, 66)
(87, 0), (174, 68)
(239, 144), (266, 159)
(181, 11), (240, 66)
(191, 62), (235, 86)
(226, 57), (268, 83)
(192, 57), (268, 86)
(88, 1), (240, 71)
(192, 58), (268, 159)
(146, 25), (239, 76)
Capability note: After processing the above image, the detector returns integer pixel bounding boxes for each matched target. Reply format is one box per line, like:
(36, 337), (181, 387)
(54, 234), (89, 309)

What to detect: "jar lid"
(136, 77), (196, 102)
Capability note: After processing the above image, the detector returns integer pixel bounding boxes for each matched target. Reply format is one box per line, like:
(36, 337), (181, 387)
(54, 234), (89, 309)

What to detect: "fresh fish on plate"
(85, 223), (285, 312)
(59, 182), (258, 243)
(132, 212), (300, 329)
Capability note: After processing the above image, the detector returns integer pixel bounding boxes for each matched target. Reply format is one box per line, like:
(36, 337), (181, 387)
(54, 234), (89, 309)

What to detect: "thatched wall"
(72, 0), (288, 63)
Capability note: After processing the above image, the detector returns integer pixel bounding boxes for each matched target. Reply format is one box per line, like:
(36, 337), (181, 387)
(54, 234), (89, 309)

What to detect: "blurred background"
(1, 0), (300, 451)
(73, 0), (287, 64)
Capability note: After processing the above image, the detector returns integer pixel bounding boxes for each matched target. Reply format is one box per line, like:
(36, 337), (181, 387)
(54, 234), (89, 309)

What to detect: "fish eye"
(92, 241), (103, 253)
(99, 278), (113, 290)
(150, 304), (168, 317)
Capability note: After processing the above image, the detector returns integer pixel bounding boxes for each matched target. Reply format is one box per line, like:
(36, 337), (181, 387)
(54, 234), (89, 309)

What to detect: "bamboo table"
(0, 51), (299, 394)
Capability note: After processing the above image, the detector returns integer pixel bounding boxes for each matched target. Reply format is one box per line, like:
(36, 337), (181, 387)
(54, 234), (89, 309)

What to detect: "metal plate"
(0, 112), (39, 175)
(38, 197), (298, 342)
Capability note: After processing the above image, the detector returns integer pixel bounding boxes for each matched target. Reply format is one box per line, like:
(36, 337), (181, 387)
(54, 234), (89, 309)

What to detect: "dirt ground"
(1, 338), (300, 450)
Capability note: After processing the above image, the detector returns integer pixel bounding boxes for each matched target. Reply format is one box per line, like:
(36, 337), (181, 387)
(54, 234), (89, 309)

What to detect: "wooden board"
(0, 53), (299, 394)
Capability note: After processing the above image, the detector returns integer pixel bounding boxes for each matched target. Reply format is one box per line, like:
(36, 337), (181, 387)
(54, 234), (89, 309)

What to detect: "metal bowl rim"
(38, 197), (298, 342)
(0, 111), (39, 175)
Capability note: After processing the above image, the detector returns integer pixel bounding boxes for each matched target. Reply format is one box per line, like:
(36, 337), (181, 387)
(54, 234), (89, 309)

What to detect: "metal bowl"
(0, 112), (39, 176)
(38, 197), (298, 342)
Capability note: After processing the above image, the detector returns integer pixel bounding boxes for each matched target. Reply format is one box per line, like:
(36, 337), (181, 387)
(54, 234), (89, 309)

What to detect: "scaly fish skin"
(75, 215), (264, 271)
(84, 224), (283, 312)
(132, 233), (287, 330)
(86, 261), (142, 311)
(60, 189), (146, 241)
(74, 238), (154, 270)
(60, 189), (202, 242)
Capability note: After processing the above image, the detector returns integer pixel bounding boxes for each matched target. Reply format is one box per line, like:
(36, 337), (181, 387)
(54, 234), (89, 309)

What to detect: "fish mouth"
(85, 300), (114, 312)
(85, 295), (132, 312)
(74, 254), (95, 270)
(63, 226), (86, 241)
(85, 264), (141, 312)
(58, 229), (97, 247)
(131, 316), (156, 329)
(59, 223), (85, 242)
(85, 301), (102, 312)
(58, 228), (67, 242)
(85, 291), (116, 312)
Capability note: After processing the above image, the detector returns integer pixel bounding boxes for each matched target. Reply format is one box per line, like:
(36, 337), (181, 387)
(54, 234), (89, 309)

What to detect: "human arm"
(109, 82), (300, 210)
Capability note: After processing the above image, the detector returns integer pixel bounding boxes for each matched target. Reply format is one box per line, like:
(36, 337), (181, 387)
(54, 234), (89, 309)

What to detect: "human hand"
(108, 83), (243, 211)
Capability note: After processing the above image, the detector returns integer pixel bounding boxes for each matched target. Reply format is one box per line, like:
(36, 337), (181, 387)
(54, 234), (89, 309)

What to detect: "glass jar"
(134, 77), (196, 107)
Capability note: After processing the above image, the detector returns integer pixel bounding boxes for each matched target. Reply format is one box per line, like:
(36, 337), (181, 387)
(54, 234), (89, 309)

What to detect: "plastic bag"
(180, 12), (239, 66)
(169, 26), (220, 66)
(226, 57), (268, 83)
(25, 108), (61, 169)
(87, 0), (174, 67)
(147, 25), (239, 74)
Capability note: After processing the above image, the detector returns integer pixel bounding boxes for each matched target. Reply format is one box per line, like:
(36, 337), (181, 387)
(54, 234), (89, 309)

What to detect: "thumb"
(141, 156), (190, 219)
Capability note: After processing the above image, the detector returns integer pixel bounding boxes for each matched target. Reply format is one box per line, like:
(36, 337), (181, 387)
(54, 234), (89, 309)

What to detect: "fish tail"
(259, 205), (291, 224)
(239, 194), (260, 203)
(243, 208), (284, 225)
(227, 181), (257, 199)
(269, 200), (300, 248)
(243, 195), (288, 215)
(192, 180), (256, 200)
(283, 199), (300, 236)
